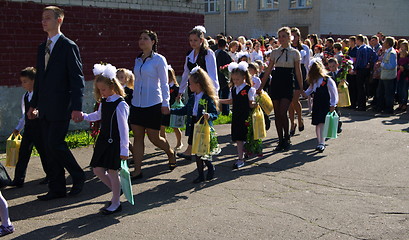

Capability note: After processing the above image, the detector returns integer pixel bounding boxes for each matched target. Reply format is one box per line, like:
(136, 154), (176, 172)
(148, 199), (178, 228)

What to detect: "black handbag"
(0, 163), (11, 189)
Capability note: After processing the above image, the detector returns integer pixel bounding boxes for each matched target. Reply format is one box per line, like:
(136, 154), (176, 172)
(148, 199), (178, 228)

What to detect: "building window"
(260, 0), (279, 10)
(290, 0), (312, 8)
(205, 0), (219, 13)
(230, 0), (247, 11)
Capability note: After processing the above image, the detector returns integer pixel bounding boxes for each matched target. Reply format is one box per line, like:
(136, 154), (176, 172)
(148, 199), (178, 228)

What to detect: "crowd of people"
(2, 5), (408, 237)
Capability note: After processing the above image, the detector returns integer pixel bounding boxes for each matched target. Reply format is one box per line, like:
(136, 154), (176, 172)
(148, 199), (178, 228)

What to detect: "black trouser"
(347, 74), (357, 108)
(356, 69), (371, 109)
(219, 86), (230, 115)
(41, 118), (85, 195)
(13, 123), (49, 184)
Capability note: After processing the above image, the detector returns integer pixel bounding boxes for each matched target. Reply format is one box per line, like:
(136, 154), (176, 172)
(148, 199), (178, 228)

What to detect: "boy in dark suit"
(328, 58), (343, 133)
(28, 6), (85, 201)
(9, 67), (49, 188)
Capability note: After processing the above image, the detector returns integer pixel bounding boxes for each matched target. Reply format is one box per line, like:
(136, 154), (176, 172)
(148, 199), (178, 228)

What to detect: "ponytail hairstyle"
(306, 60), (328, 85)
(189, 25), (209, 51)
(141, 29), (158, 52)
(168, 65), (179, 86)
(189, 67), (219, 111)
(117, 68), (135, 89)
(93, 63), (125, 101)
(291, 27), (304, 51)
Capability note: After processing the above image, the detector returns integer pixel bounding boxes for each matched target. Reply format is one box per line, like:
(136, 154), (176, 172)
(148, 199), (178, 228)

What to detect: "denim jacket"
(171, 93), (218, 136)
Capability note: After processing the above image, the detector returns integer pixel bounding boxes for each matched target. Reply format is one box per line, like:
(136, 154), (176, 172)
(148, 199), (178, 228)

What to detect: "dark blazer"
(31, 34), (85, 121)
(171, 93), (218, 137)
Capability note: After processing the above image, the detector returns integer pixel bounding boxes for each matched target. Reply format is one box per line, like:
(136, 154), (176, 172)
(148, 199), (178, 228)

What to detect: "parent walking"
(129, 30), (176, 179)
(177, 25), (219, 160)
(28, 6), (85, 201)
(259, 27), (304, 151)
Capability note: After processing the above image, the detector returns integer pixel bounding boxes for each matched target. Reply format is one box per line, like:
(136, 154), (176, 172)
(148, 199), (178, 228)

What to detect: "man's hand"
(161, 106), (170, 115)
(72, 111), (83, 123)
(12, 129), (20, 135)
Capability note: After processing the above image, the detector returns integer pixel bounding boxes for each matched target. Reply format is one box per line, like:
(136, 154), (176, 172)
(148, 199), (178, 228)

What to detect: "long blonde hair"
(229, 68), (252, 87)
(94, 75), (125, 102)
(116, 68), (135, 89)
(307, 60), (328, 85)
(189, 68), (219, 111)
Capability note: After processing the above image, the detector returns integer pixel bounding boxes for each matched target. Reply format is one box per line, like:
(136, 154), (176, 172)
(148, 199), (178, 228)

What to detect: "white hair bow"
(237, 51), (249, 60)
(228, 61), (248, 72)
(193, 25), (206, 34)
(167, 64), (173, 70)
(93, 63), (117, 80)
(190, 65), (201, 75)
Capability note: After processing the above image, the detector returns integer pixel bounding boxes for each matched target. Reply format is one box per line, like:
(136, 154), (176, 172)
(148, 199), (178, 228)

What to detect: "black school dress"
(231, 85), (251, 141)
(312, 78), (330, 125)
(161, 84), (179, 126)
(90, 98), (124, 170)
(270, 48), (296, 100)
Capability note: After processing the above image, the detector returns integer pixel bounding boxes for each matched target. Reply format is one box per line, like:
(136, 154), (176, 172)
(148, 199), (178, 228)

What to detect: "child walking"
(305, 60), (339, 152)
(160, 65), (183, 151)
(0, 191), (14, 236)
(220, 61), (257, 169)
(171, 66), (219, 183)
(9, 67), (49, 187)
(81, 63), (129, 214)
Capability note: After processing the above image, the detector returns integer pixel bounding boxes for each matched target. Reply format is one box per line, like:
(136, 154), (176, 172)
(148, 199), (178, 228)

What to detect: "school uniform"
(269, 46), (301, 100)
(161, 82), (179, 126)
(171, 93), (218, 145)
(305, 77), (339, 125)
(12, 91), (49, 185)
(130, 52), (170, 130)
(84, 94), (129, 170)
(179, 49), (219, 95)
(230, 84), (256, 141)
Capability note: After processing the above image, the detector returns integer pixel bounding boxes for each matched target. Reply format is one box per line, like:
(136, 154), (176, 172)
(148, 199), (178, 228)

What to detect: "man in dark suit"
(28, 6), (85, 201)
(215, 38), (232, 115)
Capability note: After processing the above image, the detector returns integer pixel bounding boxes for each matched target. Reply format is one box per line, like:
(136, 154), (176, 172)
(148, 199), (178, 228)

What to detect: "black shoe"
(290, 124), (297, 136)
(39, 178), (49, 185)
(176, 153), (192, 160)
(131, 172), (143, 180)
(274, 141), (284, 151)
(100, 204), (122, 215)
(37, 192), (66, 201)
(8, 180), (24, 188)
(68, 183), (84, 196)
(206, 167), (215, 181)
(298, 123), (305, 132)
(356, 107), (366, 111)
(282, 139), (291, 151)
(192, 176), (205, 184)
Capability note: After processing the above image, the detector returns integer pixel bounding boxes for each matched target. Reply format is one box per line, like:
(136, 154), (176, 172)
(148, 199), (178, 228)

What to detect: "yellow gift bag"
(6, 134), (22, 167)
(258, 90), (273, 115)
(191, 116), (211, 155)
(337, 81), (351, 107)
(252, 106), (266, 140)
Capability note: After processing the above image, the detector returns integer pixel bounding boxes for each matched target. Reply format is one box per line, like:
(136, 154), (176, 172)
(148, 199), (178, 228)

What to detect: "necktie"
(276, 48), (288, 62)
(44, 39), (52, 69)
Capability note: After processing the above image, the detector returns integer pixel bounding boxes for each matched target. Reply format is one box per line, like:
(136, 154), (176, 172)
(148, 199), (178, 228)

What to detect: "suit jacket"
(31, 34), (85, 121)
(171, 94), (218, 137)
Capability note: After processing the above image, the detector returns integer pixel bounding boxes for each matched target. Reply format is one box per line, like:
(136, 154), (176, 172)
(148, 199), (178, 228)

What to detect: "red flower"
(170, 89), (174, 94)
(240, 90), (247, 96)
(245, 121), (250, 126)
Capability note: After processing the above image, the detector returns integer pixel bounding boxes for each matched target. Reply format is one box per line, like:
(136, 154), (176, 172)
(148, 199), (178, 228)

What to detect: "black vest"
(187, 48), (208, 72)
(98, 97), (123, 145)
(232, 85), (251, 117)
(24, 92), (39, 126)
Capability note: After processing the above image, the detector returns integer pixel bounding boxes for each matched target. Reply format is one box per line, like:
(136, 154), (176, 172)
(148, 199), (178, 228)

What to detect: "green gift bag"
(120, 160), (134, 205)
(322, 111), (339, 139)
(169, 100), (186, 128)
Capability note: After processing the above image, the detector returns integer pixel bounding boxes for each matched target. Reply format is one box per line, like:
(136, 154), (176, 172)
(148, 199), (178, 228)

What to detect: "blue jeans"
(377, 79), (396, 113)
(219, 86), (230, 115)
(397, 73), (409, 105)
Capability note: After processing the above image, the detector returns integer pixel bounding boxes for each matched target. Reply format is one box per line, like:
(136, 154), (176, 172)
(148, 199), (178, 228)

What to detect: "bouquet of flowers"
(198, 99), (221, 160)
(336, 57), (354, 83)
(219, 64), (230, 80)
(244, 114), (263, 157)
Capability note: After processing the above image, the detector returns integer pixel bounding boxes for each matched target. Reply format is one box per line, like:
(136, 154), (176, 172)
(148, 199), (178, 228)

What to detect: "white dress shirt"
(180, 49), (219, 94)
(192, 92), (204, 116)
(252, 75), (261, 90)
(228, 83), (256, 101)
(132, 52), (170, 108)
(305, 77), (339, 107)
(15, 91), (33, 131)
(83, 94), (130, 157)
(250, 50), (263, 62)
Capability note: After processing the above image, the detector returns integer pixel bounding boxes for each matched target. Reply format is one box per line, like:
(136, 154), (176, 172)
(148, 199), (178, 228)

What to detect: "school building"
(0, 0), (203, 136)
(204, 0), (409, 39)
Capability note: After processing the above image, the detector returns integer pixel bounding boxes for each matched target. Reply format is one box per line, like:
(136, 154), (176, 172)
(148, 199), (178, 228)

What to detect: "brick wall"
(0, 1), (204, 86)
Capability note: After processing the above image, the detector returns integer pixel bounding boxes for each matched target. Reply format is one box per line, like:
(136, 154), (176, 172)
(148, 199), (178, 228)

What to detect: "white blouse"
(252, 75), (261, 90)
(192, 92), (204, 116)
(228, 83), (256, 101)
(83, 94), (130, 157)
(271, 46), (301, 68)
(133, 52), (170, 108)
(305, 77), (339, 107)
(180, 49), (219, 94)
(250, 50), (263, 62)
